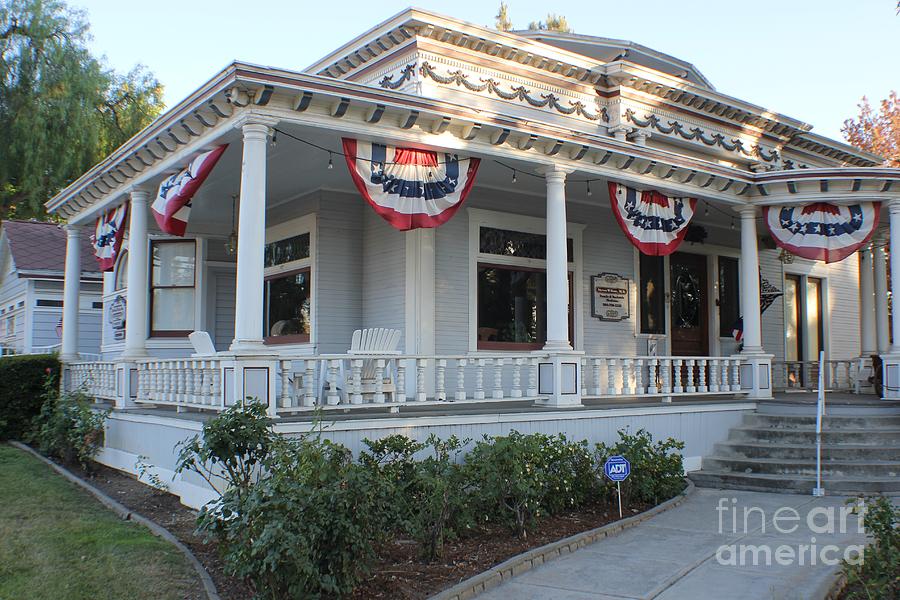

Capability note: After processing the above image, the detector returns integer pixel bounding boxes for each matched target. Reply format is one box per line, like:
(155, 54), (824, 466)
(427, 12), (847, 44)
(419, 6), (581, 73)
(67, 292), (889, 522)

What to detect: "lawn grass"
(0, 444), (202, 600)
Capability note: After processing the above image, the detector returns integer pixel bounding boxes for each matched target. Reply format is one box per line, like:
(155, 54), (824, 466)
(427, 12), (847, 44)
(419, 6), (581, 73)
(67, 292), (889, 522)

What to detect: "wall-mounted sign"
(591, 273), (630, 321)
(108, 295), (126, 341)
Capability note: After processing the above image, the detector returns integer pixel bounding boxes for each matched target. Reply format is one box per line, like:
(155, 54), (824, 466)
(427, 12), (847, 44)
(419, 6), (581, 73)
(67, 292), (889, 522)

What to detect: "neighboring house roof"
(0, 220), (100, 279)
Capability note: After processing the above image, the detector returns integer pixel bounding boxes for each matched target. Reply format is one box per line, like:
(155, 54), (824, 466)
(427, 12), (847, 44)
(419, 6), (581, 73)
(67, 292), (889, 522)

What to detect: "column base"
(878, 354), (900, 399)
(115, 362), (140, 410)
(738, 352), (773, 399)
(59, 353), (80, 363)
(229, 339), (270, 355)
(542, 340), (573, 352)
(533, 351), (583, 407)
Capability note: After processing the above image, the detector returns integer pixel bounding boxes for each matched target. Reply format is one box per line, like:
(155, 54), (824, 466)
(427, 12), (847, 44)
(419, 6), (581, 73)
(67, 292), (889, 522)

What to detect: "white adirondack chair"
(188, 331), (218, 357)
(318, 328), (402, 403)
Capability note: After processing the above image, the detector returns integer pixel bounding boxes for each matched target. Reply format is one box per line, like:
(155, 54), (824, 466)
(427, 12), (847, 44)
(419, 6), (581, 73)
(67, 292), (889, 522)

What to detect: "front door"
(670, 252), (709, 356)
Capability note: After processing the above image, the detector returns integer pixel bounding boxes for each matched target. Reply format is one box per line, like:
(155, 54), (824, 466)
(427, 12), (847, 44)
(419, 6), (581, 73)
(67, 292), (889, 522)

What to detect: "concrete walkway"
(477, 489), (872, 600)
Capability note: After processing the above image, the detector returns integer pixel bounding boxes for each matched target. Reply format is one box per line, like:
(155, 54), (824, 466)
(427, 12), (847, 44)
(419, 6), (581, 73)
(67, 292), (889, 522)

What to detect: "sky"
(72, 0), (899, 142)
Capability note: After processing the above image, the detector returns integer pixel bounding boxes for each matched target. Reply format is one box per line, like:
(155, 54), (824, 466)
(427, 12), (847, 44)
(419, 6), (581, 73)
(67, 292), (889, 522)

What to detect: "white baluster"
(492, 357), (504, 399)
(684, 359), (696, 393)
(731, 359), (741, 391)
(647, 359), (659, 394)
(591, 359), (602, 396)
(436, 359), (447, 401)
(396, 361), (407, 402)
(455, 358), (467, 401)
(527, 358), (538, 397)
(416, 358), (427, 402)
(698, 359), (708, 393)
(511, 358), (523, 398)
(673, 359), (683, 393)
(622, 359), (633, 395)
(661, 358), (672, 394)
(607, 358), (617, 395)
(374, 358), (386, 404)
(634, 358), (644, 395)
(474, 359), (486, 400)
(301, 361), (315, 406)
(350, 358), (364, 405)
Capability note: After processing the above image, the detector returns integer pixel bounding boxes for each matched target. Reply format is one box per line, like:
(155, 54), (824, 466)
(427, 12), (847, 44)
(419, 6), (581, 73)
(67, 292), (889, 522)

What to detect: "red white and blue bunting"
(342, 138), (480, 231)
(91, 203), (128, 272)
(151, 145), (228, 237)
(608, 182), (697, 256)
(763, 202), (880, 264)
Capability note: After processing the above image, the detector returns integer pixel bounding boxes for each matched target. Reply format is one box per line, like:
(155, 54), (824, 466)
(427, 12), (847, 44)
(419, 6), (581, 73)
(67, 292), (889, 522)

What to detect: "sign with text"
(591, 273), (630, 321)
(604, 455), (631, 482)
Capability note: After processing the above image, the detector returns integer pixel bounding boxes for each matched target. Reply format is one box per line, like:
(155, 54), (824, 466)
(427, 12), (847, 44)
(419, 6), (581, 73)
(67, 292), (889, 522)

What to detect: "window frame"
(149, 239), (198, 338)
(113, 248), (129, 292)
(263, 214), (317, 348)
(468, 208), (583, 353)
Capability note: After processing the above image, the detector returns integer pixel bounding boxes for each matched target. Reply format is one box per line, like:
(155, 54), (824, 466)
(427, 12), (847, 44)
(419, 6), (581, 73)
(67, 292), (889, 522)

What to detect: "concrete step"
(701, 456), (900, 478)
(757, 399), (900, 417)
(688, 470), (900, 495)
(742, 413), (900, 429)
(714, 441), (900, 461)
(728, 426), (900, 445)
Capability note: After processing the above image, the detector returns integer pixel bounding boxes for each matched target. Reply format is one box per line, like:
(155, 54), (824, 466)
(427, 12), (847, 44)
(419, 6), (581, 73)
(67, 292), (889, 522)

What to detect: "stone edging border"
(9, 441), (220, 600)
(429, 479), (696, 600)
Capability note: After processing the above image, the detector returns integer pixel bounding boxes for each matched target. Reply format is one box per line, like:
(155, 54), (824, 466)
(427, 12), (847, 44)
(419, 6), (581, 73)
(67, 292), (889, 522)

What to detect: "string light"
(271, 131), (278, 147)
(704, 202), (710, 216)
(587, 181), (592, 196)
(512, 170), (517, 183)
(730, 217), (735, 230)
(327, 152), (334, 170)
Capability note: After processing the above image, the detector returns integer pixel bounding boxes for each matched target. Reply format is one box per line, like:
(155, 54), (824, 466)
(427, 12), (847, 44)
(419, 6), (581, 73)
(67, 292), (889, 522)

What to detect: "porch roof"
(46, 36), (898, 225)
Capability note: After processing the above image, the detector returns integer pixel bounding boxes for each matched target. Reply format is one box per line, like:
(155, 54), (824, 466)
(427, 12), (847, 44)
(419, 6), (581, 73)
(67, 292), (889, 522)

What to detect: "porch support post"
(881, 202), (900, 398)
(542, 166), (572, 352)
(121, 188), (150, 360)
(736, 205), (772, 399)
(60, 224), (82, 362)
(873, 239), (890, 354)
(535, 165), (581, 407)
(859, 246), (877, 357)
(230, 116), (277, 353)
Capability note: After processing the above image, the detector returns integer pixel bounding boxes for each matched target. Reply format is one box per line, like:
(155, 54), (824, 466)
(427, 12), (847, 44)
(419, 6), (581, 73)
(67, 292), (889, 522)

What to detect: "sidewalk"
(477, 489), (871, 600)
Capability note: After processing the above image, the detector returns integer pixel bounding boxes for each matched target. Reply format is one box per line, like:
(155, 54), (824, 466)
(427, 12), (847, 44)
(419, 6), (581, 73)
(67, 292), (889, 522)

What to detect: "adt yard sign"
(604, 455), (631, 482)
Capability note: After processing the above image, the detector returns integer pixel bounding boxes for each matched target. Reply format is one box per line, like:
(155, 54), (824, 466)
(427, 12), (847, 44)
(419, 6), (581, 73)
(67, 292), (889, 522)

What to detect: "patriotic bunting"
(342, 138), (480, 231)
(763, 202), (880, 264)
(91, 203), (128, 272)
(151, 145), (228, 236)
(732, 277), (783, 342)
(608, 182), (697, 256)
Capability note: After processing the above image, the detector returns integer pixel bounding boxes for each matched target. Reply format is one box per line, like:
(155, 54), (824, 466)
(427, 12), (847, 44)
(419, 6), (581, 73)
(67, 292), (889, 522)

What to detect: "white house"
(0, 220), (102, 357)
(44, 9), (900, 507)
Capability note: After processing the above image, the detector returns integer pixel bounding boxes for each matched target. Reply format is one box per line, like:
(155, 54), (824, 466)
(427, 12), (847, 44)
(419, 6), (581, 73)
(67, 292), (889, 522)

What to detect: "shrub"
(31, 380), (108, 469)
(595, 428), (685, 506)
(361, 434), (471, 560)
(841, 496), (899, 599)
(177, 402), (385, 599)
(465, 431), (595, 537)
(0, 354), (60, 440)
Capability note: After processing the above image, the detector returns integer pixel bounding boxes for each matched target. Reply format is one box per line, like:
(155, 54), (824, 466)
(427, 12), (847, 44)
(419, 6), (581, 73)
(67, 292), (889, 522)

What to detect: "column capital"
(127, 187), (153, 203)
(233, 112), (279, 136)
(888, 198), (900, 214)
(734, 204), (758, 217)
(63, 223), (83, 235)
(536, 164), (575, 179)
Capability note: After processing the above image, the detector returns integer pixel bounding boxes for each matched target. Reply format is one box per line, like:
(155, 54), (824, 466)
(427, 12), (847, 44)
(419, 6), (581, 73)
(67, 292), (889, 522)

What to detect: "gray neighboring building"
(0, 220), (102, 356)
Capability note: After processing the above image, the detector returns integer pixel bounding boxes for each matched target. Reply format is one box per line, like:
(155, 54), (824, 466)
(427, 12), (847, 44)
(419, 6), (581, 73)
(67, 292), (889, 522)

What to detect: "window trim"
(113, 248), (129, 292)
(468, 208), (583, 353)
(263, 214), (317, 348)
(263, 266), (312, 345)
(149, 239), (197, 338)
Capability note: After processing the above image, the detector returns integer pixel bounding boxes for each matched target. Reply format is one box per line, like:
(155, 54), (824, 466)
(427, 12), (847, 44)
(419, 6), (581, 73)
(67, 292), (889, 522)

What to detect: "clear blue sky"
(74, 0), (898, 142)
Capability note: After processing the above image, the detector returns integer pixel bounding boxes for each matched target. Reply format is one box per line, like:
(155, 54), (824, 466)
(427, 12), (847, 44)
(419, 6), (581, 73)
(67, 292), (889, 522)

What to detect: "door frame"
(633, 244), (741, 356)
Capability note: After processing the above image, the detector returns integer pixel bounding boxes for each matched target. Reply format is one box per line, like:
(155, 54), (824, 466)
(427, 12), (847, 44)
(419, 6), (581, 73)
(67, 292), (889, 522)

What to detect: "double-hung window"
(150, 240), (196, 336)
(263, 225), (312, 344)
(476, 225), (574, 350)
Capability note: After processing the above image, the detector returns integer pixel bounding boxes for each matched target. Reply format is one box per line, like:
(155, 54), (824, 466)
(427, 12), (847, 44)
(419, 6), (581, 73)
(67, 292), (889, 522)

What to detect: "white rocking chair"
(318, 328), (402, 404)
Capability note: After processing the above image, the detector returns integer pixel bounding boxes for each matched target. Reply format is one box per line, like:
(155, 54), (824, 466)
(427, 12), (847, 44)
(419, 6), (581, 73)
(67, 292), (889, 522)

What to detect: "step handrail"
(813, 350), (825, 497)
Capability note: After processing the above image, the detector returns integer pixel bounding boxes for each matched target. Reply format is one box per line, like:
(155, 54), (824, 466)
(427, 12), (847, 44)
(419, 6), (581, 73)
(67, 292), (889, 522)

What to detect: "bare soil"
(70, 460), (653, 600)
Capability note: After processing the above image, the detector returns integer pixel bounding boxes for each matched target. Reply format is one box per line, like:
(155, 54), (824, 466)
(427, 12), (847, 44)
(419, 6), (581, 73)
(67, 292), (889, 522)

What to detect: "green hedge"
(0, 354), (60, 440)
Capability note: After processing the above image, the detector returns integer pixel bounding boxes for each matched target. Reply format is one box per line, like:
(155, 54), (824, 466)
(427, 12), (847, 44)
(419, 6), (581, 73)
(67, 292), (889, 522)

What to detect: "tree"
(527, 14), (573, 33)
(495, 2), (512, 32)
(0, 0), (164, 219)
(843, 91), (900, 168)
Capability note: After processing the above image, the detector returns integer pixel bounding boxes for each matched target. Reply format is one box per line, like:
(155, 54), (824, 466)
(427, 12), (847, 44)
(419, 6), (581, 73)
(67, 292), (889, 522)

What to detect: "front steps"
(689, 401), (900, 495)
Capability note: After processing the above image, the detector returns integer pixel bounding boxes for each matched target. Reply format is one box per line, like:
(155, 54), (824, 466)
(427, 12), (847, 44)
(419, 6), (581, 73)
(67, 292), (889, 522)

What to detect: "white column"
(873, 240), (890, 353)
(230, 118), (275, 353)
(859, 246), (877, 356)
(60, 225), (82, 362)
(889, 202), (900, 354)
(738, 206), (763, 354)
(121, 189), (150, 360)
(541, 166), (573, 351)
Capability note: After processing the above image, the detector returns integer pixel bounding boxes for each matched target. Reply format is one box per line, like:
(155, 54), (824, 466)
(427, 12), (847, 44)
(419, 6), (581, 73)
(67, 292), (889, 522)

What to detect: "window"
(476, 225), (574, 350)
(639, 254), (665, 335)
(263, 223), (313, 344)
(114, 250), (129, 291)
(92, 301), (103, 310)
(35, 299), (64, 308)
(718, 256), (740, 337)
(150, 240), (196, 336)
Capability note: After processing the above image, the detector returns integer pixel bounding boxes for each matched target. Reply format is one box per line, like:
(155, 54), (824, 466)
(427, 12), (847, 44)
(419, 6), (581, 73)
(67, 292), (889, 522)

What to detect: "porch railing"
(581, 355), (745, 399)
(774, 359), (862, 392)
(136, 358), (224, 409)
(66, 361), (117, 401)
